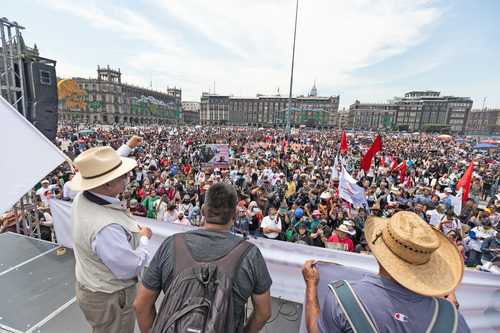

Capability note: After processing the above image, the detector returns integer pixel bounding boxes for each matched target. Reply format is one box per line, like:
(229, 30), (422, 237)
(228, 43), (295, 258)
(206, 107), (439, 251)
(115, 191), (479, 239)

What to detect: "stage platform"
(0, 232), (301, 333)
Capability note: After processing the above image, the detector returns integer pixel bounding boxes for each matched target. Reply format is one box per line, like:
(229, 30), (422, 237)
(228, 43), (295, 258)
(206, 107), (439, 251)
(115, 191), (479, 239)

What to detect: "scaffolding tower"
(0, 17), (27, 116)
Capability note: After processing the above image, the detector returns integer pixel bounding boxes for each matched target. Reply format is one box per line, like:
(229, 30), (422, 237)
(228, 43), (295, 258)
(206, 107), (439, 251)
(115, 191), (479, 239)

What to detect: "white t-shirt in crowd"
(36, 185), (57, 206)
(261, 215), (282, 239)
(63, 182), (78, 200)
(427, 209), (444, 228)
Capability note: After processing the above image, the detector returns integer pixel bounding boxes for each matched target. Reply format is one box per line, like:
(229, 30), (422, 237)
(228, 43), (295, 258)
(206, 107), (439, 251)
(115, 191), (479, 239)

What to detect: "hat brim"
(68, 157), (137, 191)
(365, 216), (463, 297)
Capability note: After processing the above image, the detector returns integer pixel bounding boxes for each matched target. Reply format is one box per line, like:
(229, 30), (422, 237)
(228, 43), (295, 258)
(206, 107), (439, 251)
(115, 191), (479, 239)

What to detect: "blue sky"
(3, 0), (499, 108)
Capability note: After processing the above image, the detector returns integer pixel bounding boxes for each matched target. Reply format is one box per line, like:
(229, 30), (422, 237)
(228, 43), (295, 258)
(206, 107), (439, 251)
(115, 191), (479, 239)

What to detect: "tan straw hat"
(365, 211), (463, 297)
(68, 146), (137, 191)
(336, 224), (351, 234)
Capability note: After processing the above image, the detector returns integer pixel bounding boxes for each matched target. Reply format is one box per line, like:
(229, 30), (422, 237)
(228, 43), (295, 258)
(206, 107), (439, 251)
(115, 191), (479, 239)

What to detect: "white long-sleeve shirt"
(89, 192), (150, 280)
(89, 144), (150, 280)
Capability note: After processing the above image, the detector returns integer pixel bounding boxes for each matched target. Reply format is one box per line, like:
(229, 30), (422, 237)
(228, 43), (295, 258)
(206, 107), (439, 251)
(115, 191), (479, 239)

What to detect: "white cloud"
(45, 0), (443, 104)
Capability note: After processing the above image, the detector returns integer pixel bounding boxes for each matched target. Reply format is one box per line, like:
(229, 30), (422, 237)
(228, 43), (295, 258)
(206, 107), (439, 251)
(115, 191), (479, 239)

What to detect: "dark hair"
(203, 183), (238, 225)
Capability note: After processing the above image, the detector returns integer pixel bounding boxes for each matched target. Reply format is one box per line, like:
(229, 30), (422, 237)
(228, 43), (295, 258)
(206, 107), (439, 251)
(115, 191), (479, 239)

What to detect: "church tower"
(309, 80), (318, 97)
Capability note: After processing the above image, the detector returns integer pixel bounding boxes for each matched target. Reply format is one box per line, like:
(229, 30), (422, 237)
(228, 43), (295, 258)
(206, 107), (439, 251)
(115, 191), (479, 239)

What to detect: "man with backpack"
(302, 211), (471, 333)
(134, 182), (273, 333)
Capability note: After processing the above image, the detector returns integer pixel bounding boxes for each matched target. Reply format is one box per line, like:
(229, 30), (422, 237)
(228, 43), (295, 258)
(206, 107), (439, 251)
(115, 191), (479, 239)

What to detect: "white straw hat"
(68, 146), (137, 191)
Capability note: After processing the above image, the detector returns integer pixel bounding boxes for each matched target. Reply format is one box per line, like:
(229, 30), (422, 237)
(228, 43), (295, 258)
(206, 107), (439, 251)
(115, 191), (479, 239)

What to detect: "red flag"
(390, 156), (398, 170)
(340, 130), (348, 154)
(360, 135), (382, 173)
(399, 160), (407, 181)
(456, 161), (474, 202)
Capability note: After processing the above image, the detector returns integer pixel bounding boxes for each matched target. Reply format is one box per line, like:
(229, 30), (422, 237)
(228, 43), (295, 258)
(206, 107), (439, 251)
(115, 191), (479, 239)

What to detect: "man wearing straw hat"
(68, 136), (152, 333)
(303, 211), (470, 332)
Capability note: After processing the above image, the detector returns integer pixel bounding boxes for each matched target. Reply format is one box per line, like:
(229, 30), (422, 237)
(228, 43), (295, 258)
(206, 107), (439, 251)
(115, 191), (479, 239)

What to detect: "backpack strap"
(215, 239), (253, 279)
(173, 233), (253, 277)
(173, 234), (199, 275)
(426, 298), (458, 333)
(328, 280), (378, 333)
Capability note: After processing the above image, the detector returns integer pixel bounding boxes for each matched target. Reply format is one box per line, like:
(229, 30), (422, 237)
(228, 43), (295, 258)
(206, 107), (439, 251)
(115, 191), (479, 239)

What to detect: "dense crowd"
(37, 125), (500, 273)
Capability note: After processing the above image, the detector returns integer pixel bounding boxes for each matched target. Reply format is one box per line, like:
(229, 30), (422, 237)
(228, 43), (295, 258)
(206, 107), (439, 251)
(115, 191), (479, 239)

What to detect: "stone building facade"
(466, 109), (500, 135)
(58, 66), (182, 125)
(349, 91), (473, 133)
(200, 89), (339, 128)
(394, 91), (472, 133)
(349, 101), (398, 130)
(182, 101), (200, 124)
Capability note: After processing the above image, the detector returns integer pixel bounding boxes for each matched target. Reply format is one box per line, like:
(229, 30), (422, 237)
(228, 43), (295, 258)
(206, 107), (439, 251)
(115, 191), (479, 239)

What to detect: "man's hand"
(303, 259), (321, 333)
(127, 135), (143, 149)
(138, 226), (152, 239)
(302, 259), (320, 286)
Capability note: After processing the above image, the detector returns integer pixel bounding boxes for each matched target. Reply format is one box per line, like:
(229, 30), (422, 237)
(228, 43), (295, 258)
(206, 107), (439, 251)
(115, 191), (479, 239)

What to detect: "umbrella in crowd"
(474, 143), (497, 150)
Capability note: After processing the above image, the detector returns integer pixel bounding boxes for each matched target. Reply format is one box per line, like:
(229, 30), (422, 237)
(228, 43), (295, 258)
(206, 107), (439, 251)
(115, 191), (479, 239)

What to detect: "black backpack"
(151, 234), (252, 333)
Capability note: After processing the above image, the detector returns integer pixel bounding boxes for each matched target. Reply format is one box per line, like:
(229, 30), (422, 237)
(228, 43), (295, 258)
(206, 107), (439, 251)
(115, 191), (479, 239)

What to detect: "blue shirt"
(318, 274), (470, 333)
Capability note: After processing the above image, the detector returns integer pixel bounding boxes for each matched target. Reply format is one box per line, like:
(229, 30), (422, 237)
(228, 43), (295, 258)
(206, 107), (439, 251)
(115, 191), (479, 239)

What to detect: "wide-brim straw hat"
(365, 211), (463, 297)
(69, 146), (137, 191)
(336, 224), (351, 234)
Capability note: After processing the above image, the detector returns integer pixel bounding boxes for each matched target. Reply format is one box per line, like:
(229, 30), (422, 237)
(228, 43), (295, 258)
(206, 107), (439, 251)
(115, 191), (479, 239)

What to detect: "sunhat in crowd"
(69, 146), (137, 191)
(364, 211), (463, 297)
(320, 191), (332, 200)
(336, 224), (351, 234)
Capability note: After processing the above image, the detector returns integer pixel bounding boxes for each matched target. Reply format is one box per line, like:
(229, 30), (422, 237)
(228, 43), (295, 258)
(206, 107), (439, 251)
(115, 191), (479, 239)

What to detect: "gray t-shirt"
(318, 275), (470, 333)
(142, 229), (272, 332)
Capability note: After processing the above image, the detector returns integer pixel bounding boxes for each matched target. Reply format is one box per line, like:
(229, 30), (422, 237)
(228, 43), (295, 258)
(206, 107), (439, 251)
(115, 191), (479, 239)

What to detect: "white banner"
(49, 199), (500, 332)
(0, 96), (67, 215)
(339, 166), (368, 209)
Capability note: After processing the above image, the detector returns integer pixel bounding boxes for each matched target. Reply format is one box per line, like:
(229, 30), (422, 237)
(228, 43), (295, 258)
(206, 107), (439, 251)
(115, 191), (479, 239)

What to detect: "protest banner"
(50, 199), (500, 333)
(200, 144), (230, 169)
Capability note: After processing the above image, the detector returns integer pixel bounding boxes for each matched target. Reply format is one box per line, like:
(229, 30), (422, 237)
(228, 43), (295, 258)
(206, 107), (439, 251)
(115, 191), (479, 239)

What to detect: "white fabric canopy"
(50, 199), (500, 332)
(0, 96), (67, 214)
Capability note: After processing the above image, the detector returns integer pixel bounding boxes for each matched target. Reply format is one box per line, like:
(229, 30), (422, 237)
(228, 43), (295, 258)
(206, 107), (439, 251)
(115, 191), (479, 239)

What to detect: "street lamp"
(286, 0), (299, 134)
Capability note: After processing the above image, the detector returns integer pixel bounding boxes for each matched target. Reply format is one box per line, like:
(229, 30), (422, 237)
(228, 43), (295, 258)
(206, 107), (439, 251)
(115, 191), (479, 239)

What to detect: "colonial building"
(200, 84), (339, 127)
(182, 101), (200, 124)
(58, 65), (182, 125)
(466, 109), (500, 135)
(349, 101), (398, 130)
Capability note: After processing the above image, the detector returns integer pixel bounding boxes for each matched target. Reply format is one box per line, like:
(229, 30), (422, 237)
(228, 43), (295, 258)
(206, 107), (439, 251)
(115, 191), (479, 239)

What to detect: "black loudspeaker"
(24, 60), (58, 141)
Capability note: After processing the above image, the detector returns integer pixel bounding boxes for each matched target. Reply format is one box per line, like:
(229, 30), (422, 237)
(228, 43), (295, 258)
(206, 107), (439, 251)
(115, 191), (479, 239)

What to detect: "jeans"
(466, 250), (482, 267)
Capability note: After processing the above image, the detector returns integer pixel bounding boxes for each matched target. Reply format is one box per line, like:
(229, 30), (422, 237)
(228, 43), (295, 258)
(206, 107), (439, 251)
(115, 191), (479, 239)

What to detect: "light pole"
(286, 0), (299, 134)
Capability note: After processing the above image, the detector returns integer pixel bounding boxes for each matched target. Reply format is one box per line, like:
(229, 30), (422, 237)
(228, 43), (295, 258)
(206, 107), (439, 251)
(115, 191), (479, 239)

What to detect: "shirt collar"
(90, 191), (121, 204)
(362, 274), (427, 301)
(85, 191), (126, 211)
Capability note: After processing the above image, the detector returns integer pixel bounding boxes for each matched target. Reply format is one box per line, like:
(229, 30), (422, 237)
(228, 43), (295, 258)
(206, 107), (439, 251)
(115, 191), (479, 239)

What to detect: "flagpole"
(286, 0), (299, 134)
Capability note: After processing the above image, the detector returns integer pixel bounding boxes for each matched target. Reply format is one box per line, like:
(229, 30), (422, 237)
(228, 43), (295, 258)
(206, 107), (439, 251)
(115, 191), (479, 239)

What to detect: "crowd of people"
(37, 125), (500, 273)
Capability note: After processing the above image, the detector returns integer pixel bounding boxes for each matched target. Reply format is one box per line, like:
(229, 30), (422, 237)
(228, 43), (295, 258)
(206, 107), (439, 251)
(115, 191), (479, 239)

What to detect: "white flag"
(451, 188), (463, 216)
(339, 166), (368, 209)
(0, 96), (67, 214)
(331, 155), (340, 180)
